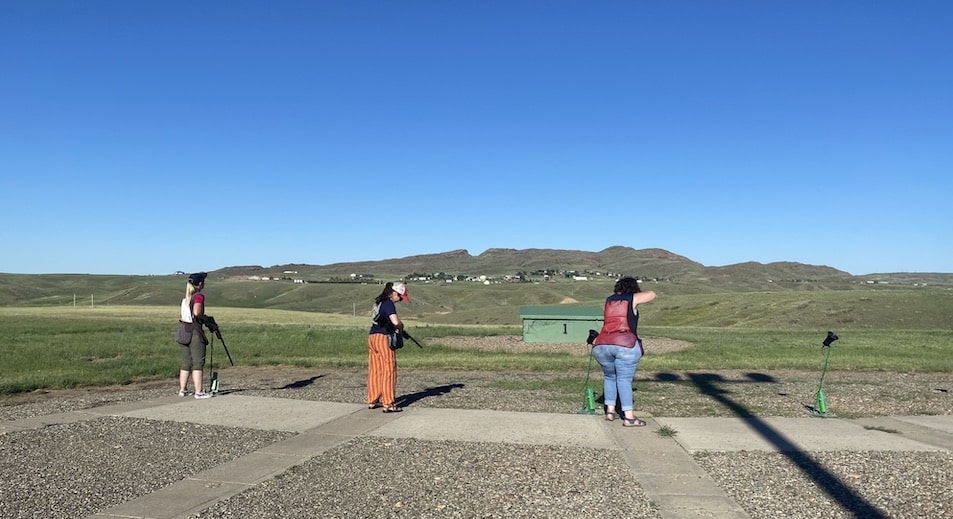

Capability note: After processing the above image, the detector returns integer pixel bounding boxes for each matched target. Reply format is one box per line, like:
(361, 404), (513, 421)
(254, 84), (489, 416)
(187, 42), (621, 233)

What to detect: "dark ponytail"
(374, 282), (395, 304)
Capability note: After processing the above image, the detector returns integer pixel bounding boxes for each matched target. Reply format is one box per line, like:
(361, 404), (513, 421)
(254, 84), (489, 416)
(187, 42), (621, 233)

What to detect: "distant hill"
(1, 246), (951, 327)
(213, 246), (865, 289)
(209, 246), (953, 289)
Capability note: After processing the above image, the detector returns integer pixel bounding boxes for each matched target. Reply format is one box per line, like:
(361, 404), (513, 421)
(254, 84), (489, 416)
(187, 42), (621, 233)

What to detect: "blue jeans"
(592, 343), (643, 412)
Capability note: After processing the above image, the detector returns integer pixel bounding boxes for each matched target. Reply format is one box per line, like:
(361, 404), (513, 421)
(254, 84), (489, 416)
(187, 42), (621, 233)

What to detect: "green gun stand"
(576, 329), (601, 415)
(809, 331), (838, 418)
(577, 350), (598, 414)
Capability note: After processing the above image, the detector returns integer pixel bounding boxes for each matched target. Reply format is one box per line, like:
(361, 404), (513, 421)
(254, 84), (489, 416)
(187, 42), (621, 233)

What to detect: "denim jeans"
(592, 343), (643, 412)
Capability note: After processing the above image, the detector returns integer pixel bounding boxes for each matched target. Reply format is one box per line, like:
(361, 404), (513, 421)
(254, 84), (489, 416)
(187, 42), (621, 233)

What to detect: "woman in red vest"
(592, 276), (656, 426)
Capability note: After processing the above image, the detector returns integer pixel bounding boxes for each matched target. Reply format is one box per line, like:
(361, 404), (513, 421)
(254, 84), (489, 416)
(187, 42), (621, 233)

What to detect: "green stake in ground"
(577, 329), (601, 414)
(811, 331), (838, 417)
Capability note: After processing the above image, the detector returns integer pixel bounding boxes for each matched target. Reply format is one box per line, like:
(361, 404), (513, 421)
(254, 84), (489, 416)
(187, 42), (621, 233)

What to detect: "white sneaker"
(177, 390), (193, 397)
(194, 392), (212, 399)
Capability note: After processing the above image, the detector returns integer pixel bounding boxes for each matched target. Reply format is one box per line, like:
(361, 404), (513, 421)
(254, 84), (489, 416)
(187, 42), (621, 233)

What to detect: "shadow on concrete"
(655, 371), (887, 519)
(277, 375), (325, 390)
(396, 383), (465, 408)
(212, 374), (326, 395)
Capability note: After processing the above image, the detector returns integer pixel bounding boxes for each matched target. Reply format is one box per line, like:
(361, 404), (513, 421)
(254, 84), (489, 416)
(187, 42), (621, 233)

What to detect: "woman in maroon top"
(592, 276), (656, 426)
(179, 272), (213, 399)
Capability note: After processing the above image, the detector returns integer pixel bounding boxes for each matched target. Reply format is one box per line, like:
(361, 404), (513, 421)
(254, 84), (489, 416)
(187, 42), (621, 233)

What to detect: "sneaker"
(194, 392), (212, 399)
(177, 389), (193, 397)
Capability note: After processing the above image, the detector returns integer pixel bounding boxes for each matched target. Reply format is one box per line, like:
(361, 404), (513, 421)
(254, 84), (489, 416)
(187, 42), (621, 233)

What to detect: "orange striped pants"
(367, 333), (397, 407)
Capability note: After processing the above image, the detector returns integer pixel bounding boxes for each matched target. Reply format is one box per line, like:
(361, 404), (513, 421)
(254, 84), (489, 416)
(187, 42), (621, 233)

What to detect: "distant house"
(573, 276), (588, 281)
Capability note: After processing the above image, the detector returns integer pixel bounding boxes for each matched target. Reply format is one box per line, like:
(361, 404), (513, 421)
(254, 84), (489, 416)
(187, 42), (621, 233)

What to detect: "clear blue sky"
(2, 2), (950, 276)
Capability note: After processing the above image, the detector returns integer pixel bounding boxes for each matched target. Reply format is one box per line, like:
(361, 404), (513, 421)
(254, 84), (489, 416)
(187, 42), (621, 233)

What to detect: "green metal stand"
(577, 350), (598, 414)
(810, 331), (838, 418)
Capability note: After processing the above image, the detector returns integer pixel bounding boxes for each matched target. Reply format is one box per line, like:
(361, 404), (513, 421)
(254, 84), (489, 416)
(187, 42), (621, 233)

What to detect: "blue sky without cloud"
(1, 1), (950, 276)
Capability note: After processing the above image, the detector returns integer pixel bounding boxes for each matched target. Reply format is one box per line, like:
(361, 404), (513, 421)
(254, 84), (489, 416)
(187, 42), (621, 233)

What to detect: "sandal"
(382, 406), (403, 413)
(604, 412), (617, 421)
(622, 417), (647, 427)
(367, 402), (381, 409)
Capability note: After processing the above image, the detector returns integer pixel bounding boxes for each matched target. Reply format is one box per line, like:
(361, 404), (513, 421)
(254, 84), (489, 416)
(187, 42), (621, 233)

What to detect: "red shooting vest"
(593, 293), (640, 348)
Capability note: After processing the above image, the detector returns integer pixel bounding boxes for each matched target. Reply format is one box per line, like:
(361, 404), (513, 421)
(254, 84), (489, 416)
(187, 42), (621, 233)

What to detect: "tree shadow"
(650, 371), (887, 519)
(396, 383), (465, 408)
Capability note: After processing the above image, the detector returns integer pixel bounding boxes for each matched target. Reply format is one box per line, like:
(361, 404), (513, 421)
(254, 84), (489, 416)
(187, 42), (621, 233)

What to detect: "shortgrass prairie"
(1, 305), (951, 395)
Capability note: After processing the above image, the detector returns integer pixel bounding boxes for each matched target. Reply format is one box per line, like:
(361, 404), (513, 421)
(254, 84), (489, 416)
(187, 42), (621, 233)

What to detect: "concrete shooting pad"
(890, 414), (953, 432)
(367, 407), (618, 449)
(117, 395), (362, 432)
(659, 416), (947, 453)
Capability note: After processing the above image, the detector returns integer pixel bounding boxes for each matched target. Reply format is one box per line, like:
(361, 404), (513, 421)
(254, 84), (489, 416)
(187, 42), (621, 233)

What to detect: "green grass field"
(1, 293), (951, 395)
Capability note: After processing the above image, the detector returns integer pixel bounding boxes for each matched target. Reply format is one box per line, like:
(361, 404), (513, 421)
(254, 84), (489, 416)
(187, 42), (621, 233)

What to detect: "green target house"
(519, 305), (603, 343)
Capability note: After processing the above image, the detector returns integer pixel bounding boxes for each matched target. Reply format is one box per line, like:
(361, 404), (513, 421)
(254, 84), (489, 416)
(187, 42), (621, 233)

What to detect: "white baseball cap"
(392, 281), (410, 302)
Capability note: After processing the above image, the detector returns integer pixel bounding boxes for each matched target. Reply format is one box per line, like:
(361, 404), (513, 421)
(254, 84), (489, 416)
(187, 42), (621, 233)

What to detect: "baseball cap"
(392, 281), (410, 302)
(188, 272), (208, 285)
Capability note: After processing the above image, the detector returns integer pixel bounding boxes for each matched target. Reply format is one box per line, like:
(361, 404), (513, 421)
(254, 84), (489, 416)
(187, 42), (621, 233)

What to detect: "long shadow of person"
(396, 383), (465, 408)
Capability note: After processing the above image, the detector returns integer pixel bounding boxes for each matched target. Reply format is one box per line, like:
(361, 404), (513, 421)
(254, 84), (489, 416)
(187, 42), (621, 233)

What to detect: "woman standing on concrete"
(367, 281), (409, 413)
(177, 272), (213, 399)
(592, 276), (656, 426)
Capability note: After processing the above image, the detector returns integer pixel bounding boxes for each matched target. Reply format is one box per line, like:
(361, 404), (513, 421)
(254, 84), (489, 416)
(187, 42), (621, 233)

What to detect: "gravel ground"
(2, 366), (951, 422)
(695, 451), (953, 519)
(191, 437), (659, 519)
(1, 336), (952, 518)
(0, 417), (294, 519)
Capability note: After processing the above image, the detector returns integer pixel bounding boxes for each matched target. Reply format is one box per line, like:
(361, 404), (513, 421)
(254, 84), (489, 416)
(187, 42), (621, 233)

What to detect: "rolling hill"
(1, 246), (950, 327)
(212, 245), (951, 288)
(216, 246), (852, 285)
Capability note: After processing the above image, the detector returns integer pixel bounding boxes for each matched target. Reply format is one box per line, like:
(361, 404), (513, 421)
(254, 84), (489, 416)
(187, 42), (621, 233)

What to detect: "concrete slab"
(652, 494), (750, 519)
(116, 395), (362, 432)
(83, 396), (184, 417)
(639, 473), (729, 496)
(892, 414), (953, 433)
(853, 415), (953, 450)
(605, 419), (710, 475)
(629, 450), (711, 475)
(195, 451), (303, 485)
(256, 431), (345, 457)
(660, 417), (945, 452)
(600, 417), (749, 517)
(3, 410), (99, 431)
(368, 408), (618, 449)
(304, 409), (401, 436)
(91, 478), (251, 519)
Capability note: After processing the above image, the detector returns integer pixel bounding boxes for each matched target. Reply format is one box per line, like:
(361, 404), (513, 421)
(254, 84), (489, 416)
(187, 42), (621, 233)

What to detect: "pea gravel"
(695, 451), (953, 519)
(190, 437), (659, 519)
(0, 416), (293, 519)
(1, 363), (951, 518)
